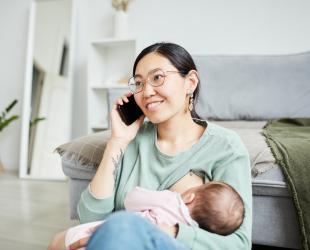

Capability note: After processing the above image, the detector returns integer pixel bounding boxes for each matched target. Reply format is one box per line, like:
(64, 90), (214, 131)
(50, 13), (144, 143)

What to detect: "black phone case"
(117, 95), (143, 125)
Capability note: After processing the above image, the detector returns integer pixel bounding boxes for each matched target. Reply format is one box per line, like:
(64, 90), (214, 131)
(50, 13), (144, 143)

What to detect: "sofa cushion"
(212, 121), (289, 197)
(212, 121), (277, 176)
(57, 121), (284, 185)
(193, 52), (310, 120)
(59, 120), (292, 221)
(55, 130), (111, 176)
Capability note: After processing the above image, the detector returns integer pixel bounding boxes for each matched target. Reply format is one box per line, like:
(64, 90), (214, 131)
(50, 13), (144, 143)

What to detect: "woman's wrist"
(108, 137), (130, 149)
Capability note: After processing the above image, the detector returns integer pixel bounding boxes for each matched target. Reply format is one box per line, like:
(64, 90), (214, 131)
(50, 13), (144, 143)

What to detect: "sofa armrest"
(57, 131), (111, 220)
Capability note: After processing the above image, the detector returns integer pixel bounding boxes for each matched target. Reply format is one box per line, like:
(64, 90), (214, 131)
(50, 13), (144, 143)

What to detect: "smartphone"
(117, 95), (143, 126)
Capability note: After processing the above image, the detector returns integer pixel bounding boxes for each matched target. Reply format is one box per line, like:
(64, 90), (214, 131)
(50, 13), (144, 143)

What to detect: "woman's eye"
(135, 81), (143, 86)
(153, 74), (164, 82)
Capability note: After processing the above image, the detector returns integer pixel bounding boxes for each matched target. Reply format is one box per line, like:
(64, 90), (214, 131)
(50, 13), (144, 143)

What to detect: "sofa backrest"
(193, 51), (310, 120)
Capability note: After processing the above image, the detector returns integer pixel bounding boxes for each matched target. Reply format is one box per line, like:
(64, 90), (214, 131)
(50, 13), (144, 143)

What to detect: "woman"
(79, 42), (252, 250)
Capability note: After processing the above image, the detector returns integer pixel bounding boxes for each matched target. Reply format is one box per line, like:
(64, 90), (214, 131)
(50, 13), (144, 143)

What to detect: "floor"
(0, 171), (297, 250)
(0, 171), (78, 250)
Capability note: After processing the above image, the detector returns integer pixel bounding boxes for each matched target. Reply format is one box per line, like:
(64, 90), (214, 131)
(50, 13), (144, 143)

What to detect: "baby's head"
(181, 181), (244, 235)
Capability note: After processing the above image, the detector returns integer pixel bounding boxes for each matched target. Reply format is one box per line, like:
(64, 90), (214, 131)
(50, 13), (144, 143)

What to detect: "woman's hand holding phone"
(89, 94), (142, 202)
(110, 93), (144, 145)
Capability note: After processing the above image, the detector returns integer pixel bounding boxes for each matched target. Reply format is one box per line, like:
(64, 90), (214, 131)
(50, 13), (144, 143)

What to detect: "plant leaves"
(29, 117), (46, 128)
(5, 99), (18, 113)
(0, 115), (19, 132)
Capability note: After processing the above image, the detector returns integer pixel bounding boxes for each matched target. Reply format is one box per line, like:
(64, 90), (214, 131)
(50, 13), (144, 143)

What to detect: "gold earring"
(189, 93), (194, 112)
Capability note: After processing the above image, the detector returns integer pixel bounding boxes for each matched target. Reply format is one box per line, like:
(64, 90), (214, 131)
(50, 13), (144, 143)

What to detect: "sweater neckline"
(152, 119), (210, 160)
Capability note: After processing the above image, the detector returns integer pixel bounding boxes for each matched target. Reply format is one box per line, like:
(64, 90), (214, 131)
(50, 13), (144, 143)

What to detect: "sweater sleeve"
(77, 185), (115, 224)
(176, 146), (252, 250)
(77, 140), (127, 224)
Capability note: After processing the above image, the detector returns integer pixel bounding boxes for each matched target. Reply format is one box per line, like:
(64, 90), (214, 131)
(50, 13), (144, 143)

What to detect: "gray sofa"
(59, 51), (310, 249)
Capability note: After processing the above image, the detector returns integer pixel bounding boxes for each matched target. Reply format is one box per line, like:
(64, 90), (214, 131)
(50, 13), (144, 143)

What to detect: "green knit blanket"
(262, 118), (310, 250)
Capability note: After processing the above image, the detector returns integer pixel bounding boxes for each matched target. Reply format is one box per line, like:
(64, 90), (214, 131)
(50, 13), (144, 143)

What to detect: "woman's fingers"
(115, 98), (123, 106)
(124, 92), (133, 97)
(122, 92), (132, 103)
(123, 95), (129, 103)
(114, 93), (132, 106)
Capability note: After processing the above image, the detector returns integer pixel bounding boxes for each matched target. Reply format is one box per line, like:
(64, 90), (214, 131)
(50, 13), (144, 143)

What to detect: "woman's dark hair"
(132, 42), (201, 119)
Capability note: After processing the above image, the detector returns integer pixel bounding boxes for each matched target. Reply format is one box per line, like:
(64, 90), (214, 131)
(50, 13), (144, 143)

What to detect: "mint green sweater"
(78, 121), (252, 250)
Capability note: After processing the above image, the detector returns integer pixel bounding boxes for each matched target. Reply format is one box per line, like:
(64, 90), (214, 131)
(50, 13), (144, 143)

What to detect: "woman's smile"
(145, 100), (164, 111)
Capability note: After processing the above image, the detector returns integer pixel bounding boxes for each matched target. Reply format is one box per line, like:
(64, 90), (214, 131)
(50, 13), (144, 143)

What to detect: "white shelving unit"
(87, 38), (136, 133)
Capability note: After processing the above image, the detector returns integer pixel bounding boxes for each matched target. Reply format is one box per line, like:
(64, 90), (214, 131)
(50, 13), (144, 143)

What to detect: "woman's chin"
(148, 118), (162, 124)
(146, 110), (183, 125)
(147, 115), (165, 124)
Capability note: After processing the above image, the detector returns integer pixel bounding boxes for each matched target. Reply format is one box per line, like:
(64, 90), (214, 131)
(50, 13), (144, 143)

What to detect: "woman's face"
(133, 52), (190, 124)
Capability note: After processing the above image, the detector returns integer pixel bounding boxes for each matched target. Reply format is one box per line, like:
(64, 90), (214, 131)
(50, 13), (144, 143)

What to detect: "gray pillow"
(212, 121), (277, 176)
(193, 52), (310, 120)
(55, 130), (111, 168)
(56, 121), (276, 178)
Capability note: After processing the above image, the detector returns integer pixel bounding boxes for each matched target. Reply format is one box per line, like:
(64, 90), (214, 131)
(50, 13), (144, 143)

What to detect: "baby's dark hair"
(190, 181), (245, 235)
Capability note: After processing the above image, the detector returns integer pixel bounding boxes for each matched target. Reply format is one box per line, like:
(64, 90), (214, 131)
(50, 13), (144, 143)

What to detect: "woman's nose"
(142, 81), (156, 97)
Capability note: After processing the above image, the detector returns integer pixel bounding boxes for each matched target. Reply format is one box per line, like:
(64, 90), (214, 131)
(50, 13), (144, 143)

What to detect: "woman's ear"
(185, 70), (199, 94)
(182, 192), (195, 205)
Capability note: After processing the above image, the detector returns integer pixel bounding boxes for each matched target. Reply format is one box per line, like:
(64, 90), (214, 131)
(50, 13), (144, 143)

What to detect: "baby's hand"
(158, 224), (179, 238)
(69, 236), (90, 250)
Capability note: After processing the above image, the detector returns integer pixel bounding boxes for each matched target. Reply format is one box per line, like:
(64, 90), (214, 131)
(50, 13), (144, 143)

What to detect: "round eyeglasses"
(128, 69), (185, 94)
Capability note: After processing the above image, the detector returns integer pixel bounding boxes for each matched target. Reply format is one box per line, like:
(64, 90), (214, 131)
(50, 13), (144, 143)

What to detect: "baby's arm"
(65, 221), (104, 249)
(48, 220), (103, 250)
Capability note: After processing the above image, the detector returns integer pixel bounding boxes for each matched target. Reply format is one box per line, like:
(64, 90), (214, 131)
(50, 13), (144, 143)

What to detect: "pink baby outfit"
(65, 187), (197, 249)
(124, 186), (196, 226)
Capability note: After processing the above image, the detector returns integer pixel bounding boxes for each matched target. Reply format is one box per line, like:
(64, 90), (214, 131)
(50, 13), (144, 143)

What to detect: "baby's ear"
(182, 193), (195, 204)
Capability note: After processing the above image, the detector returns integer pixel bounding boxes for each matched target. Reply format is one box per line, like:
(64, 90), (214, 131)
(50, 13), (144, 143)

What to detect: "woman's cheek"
(134, 95), (144, 110)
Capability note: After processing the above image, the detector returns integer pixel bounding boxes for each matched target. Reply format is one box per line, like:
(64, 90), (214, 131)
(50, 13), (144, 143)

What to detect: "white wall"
(129, 0), (310, 55)
(72, 0), (310, 138)
(0, 0), (310, 170)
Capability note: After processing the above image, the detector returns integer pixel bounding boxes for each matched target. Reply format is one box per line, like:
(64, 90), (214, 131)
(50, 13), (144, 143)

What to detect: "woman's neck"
(156, 114), (205, 154)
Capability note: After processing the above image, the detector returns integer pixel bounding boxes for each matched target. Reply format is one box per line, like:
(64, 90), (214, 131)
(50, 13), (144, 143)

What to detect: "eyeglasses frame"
(128, 69), (187, 94)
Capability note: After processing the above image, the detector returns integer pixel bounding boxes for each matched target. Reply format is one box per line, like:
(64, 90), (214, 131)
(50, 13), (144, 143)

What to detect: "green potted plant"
(0, 99), (19, 172)
(0, 99), (19, 132)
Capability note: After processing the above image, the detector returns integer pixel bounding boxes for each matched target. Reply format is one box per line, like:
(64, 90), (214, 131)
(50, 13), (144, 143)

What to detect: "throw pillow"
(55, 130), (111, 168)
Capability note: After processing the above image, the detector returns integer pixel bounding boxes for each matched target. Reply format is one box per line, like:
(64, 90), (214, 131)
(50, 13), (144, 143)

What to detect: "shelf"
(88, 41), (135, 87)
(91, 37), (135, 47)
(87, 38), (136, 133)
(90, 84), (129, 90)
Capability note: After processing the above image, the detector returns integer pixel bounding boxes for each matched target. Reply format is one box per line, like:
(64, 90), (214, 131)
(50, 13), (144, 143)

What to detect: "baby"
(123, 181), (244, 235)
(49, 181), (244, 250)
(184, 181), (245, 235)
